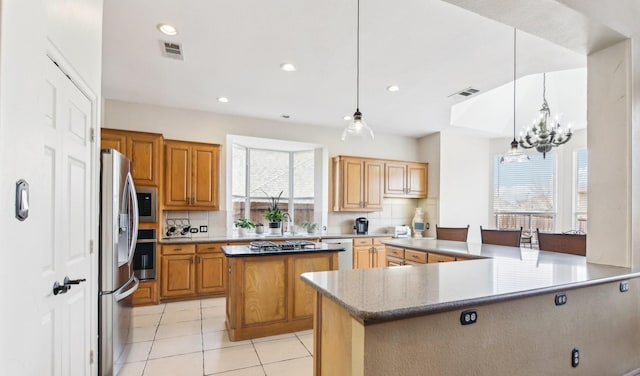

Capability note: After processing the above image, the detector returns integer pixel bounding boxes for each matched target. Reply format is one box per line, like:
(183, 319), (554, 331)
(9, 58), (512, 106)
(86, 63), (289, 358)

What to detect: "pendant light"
(341, 0), (374, 141)
(500, 28), (529, 164)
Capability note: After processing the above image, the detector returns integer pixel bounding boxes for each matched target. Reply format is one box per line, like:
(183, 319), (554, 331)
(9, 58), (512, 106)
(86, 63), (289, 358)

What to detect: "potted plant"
(301, 222), (318, 234)
(264, 191), (287, 235)
(235, 218), (255, 236)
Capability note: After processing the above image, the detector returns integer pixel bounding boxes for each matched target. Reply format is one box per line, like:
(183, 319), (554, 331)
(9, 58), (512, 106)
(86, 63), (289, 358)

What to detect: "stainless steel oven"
(133, 229), (156, 280)
(136, 186), (157, 223)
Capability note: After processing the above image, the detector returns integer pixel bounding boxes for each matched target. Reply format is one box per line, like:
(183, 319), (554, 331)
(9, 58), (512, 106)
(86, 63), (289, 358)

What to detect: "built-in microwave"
(136, 186), (157, 223)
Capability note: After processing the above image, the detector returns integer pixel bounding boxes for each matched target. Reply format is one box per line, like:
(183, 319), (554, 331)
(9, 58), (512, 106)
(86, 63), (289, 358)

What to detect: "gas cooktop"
(248, 240), (318, 252)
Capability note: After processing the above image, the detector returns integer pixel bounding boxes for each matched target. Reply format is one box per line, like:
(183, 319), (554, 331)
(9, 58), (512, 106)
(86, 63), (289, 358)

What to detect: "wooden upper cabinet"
(384, 161), (428, 198)
(101, 128), (162, 187)
(333, 156), (383, 211)
(164, 140), (220, 210)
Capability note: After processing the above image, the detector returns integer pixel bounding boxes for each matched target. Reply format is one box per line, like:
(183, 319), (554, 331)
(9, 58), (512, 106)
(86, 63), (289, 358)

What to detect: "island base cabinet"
(226, 252), (338, 341)
(313, 279), (640, 375)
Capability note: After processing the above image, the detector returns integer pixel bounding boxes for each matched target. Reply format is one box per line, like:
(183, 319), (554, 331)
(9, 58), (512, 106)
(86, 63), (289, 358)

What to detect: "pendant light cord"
(512, 28), (516, 141)
(356, 0), (360, 111)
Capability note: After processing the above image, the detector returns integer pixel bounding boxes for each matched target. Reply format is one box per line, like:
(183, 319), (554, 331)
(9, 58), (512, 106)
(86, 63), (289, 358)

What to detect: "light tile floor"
(118, 297), (313, 376)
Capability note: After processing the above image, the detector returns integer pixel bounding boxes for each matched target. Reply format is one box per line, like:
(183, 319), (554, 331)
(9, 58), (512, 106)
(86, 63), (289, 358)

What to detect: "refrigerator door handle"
(126, 172), (139, 266)
(114, 275), (139, 302)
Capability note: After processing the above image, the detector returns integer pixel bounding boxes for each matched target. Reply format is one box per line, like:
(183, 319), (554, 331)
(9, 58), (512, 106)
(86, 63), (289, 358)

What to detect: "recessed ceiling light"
(343, 115), (352, 121)
(280, 63), (296, 72)
(387, 85), (400, 92)
(281, 114), (290, 119)
(217, 97), (229, 103)
(157, 23), (177, 36)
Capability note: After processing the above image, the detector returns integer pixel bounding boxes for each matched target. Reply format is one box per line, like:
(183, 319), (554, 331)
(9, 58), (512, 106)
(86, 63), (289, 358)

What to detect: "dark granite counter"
(301, 238), (640, 324)
(222, 242), (345, 257)
(159, 233), (395, 244)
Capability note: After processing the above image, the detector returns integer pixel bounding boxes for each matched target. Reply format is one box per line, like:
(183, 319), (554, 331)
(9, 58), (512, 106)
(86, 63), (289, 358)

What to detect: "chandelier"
(519, 72), (572, 158)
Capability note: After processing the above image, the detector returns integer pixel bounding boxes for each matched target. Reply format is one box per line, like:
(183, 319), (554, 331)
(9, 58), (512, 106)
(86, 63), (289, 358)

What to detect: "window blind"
(493, 153), (556, 213)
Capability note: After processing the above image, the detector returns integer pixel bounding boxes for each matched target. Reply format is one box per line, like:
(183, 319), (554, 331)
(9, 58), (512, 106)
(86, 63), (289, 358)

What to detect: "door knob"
(53, 281), (70, 295)
(63, 276), (86, 286)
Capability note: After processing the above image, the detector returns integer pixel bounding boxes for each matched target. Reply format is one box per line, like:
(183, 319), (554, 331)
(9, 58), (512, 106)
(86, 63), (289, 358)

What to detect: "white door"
(38, 57), (94, 376)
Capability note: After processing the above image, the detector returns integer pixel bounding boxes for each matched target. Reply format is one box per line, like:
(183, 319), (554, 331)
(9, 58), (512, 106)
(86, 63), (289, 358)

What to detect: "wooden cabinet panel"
(384, 162), (407, 196)
(386, 256), (405, 267)
(132, 280), (158, 306)
(197, 252), (226, 294)
(192, 144), (219, 209)
(405, 249), (427, 264)
(164, 140), (220, 210)
(226, 252), (339, 341)
(162, 243), (195, 255)
(128, 133), (161, 186)
(372, 245), (386, 268)
(161, 254), (196, 298)
(364, 161), (384, 209)
(101, 131), (126, 154)
(386, 246), (404, 259)
(342, 158), (364, 210)
(407, 163), (428, 197)
(292, 255), (332, 320)
(333, 156), (383, 211)
(101, 128), (162, 187)
(242, 257), (287, 325)
(196, 243), (223, 253)
(428, 253), (456, 263)
(384, 161), (428, 198)
(165, 141), (190, 206)
(353, 246), (372, 269)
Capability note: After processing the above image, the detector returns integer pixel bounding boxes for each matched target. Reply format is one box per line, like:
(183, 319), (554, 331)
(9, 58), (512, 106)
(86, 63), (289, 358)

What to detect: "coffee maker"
(354, 217), (369, 235)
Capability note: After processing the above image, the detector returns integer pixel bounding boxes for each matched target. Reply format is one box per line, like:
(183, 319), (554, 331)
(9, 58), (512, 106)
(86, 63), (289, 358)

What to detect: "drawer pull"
(174, 248), (182, 252)
(411, 255), (418, 259)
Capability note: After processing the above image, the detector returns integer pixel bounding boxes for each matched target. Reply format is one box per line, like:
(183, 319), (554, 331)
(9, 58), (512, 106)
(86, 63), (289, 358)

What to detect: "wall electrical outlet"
(555, 293), (567, 306)
(571, 348), (580, 368)
(459, 309), (478, 325)
(199, 225), (208, 233)
(620, 280), (629, 292)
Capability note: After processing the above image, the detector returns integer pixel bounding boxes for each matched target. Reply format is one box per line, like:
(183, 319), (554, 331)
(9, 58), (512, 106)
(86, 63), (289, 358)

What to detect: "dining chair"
(536, 229), (586, 256)
(436, 225), (470, 242)
(480, 226), (522, 247)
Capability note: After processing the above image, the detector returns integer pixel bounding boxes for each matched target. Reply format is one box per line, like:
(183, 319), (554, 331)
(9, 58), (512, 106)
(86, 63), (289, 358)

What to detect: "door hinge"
(90, 350), (94, 364)
(89, 240), (94, 254)
(90, 128), (95, 142)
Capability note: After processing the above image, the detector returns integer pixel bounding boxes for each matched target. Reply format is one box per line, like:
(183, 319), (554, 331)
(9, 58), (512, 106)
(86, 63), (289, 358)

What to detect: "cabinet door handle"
(196, 255), (200, 263)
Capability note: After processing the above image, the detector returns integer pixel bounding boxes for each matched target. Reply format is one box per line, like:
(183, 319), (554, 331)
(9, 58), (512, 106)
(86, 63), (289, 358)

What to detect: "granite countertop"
(222, 243), (346, 257)
(159, 233), (395, 244)
(301, 238), (640, 324)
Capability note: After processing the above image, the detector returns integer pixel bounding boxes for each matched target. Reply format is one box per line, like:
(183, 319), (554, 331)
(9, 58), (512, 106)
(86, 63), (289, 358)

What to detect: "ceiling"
(102, 0), (587, 138)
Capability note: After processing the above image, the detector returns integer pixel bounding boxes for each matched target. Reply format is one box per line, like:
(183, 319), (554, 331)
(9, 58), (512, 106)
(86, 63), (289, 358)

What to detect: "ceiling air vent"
(161, 41), (184, 60)
(448, 87), (480, 98)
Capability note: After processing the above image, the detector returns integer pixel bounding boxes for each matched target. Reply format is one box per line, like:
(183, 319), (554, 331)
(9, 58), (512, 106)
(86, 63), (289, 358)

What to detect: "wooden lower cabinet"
(161, 253), (196, 298)
(353, 237), (391, 269)
(160, 242), (228, 300)
(385, 246), (459, 266)
(226, 252), (339, 341)
(132, 280), (159, 306)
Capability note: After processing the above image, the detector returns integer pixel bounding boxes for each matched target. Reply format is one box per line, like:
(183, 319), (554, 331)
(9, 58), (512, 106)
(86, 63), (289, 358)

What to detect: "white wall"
(439, 132), (491, 243)
(417, 133), (441, 238)
(586, 40), (632, 267)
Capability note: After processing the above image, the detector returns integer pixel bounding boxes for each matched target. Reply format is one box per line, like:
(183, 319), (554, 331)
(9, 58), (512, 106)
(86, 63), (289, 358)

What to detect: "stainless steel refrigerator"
(99, 149), (140, 376)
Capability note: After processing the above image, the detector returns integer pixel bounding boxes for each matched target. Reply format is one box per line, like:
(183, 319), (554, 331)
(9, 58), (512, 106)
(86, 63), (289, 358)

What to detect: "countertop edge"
(301, 271), (640, 324)
(160, 233), (397, 244)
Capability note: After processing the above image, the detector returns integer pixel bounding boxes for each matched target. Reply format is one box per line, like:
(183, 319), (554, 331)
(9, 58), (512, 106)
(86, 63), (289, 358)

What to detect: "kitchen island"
(302, 239), (640, 375)
(222, 241), (344, 341)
